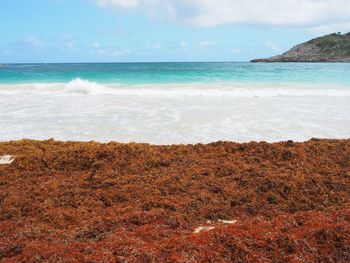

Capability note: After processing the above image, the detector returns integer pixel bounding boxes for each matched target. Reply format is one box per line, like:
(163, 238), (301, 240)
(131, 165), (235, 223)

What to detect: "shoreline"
(1, 139), (349, 261)
(0, 137), (349, 145)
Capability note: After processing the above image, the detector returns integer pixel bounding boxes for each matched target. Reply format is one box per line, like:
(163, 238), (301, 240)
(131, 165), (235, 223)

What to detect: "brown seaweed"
(0, 139), (349, 262)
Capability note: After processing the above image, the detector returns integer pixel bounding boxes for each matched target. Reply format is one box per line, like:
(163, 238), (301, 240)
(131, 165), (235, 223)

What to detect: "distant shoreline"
(251, 32), (350, 62)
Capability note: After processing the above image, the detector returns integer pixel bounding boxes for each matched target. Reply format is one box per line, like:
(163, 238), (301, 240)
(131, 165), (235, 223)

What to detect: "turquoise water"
(1, 62), (350, 84)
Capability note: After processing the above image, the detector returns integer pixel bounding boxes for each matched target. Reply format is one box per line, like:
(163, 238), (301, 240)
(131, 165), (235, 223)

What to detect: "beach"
(1, 139), (349, 261)
(1, 63), (350, 144)
(1, 62), (350, 261)
(3, 0), (350, 261)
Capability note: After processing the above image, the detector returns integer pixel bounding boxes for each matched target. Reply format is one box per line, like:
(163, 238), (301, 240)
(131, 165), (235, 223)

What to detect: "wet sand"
(0, 139), (349, 262)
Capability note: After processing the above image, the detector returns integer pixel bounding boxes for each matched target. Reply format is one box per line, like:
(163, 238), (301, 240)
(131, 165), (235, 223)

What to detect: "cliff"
(251, 32), (350, 62)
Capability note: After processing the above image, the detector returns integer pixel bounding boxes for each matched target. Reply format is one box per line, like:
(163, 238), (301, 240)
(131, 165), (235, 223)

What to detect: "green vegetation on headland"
(251, 32), (350, 62)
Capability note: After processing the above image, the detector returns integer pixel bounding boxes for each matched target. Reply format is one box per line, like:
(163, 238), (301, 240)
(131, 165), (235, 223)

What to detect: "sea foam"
(0, 78), (350, 98)
(1, 78), (350, 144)
(63, 78), (117, 95)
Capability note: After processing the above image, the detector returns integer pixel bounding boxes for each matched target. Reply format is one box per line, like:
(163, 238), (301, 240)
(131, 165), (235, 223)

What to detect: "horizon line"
(1, 61), (251, 65)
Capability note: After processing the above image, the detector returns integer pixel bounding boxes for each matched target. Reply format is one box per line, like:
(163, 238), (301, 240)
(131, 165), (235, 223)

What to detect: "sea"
(1, 62), (350, 144)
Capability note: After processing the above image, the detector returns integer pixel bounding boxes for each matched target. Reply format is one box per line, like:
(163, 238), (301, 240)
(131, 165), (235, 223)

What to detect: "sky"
(1, 0), (350, 63)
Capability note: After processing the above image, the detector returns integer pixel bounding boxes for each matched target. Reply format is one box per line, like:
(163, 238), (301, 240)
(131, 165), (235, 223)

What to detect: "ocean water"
(1, 62), (350, 144)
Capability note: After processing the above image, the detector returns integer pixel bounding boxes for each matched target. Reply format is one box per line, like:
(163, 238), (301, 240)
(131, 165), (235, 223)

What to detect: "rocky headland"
(252, 32), (350, 62)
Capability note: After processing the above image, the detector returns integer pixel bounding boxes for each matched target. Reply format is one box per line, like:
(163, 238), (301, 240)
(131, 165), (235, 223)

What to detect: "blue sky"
(1, 0), (350, 63)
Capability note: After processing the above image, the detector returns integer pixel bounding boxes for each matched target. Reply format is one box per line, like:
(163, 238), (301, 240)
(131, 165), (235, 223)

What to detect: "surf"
(1, 78), (350, 98)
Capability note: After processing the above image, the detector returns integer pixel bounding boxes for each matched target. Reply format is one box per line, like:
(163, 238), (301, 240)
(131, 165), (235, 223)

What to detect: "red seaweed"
(0, 139), (349, 262)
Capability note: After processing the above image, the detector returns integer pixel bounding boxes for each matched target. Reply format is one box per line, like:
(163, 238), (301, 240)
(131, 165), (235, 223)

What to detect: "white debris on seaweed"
(194, 219), (237, 233)
(0, 155), (15, 164)
(218, 219), (237, 224)
(194, 226), (215, 234)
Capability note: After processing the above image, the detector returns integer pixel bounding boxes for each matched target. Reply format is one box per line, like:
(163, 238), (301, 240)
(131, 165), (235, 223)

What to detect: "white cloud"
(199, 40), (214, 49)
(145, 43), (161, 50)
(61, 34), (75, 50)
(111, 48), (131, 57)
(309, 22), (350, 35)
(26, 36), (46, 50)
(92, 43), (100, 49)
(64, 42), (75, 48)
(95, 0), (350, 30)
(180, 41), (189, 47)
(228, 48), (242, 53)
(151, 43), (161, 49)
(97, 0), (139, 8)
(90, 43), (131, 57)
(265, 41), (282, 53)
(179, 41), (190, 51)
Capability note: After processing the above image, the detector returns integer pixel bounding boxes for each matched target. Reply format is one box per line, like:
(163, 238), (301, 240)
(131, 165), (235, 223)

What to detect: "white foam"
(63, 78), (118, 95)
(1, 78), (350, 144)
(0, 78), (350, 98)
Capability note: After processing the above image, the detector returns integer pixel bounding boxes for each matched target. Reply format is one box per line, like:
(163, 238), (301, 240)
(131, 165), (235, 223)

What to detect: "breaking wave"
(0, 78), (350, 97)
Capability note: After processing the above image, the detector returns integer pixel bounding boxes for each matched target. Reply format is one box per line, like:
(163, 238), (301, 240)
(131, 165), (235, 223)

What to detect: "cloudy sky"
(1, 0), (350, 63)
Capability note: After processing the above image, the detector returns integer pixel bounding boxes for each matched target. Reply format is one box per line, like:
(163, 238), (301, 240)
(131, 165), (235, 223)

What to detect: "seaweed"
(0, 139), (349, 262)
